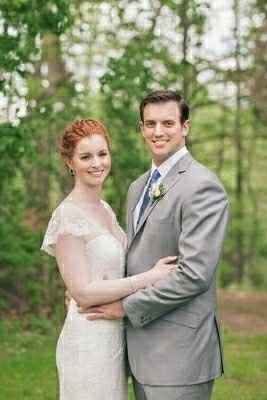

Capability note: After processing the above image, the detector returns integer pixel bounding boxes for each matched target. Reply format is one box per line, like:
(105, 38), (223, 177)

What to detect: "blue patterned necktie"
(137, 169), (161, 226)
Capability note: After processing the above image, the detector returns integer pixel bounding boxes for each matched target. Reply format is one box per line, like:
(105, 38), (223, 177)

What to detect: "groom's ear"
(182, 119), (190, 137)
(136, 119), (143, 133)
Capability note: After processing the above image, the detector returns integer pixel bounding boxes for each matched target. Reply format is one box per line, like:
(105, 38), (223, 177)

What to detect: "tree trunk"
(233, 0), (245, 282)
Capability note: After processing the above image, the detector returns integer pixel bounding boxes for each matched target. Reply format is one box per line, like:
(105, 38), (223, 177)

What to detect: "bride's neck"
(70, 181), (102, 205)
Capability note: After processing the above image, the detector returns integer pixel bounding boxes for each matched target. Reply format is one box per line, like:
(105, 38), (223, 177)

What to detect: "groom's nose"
(154, 123), (164, 136)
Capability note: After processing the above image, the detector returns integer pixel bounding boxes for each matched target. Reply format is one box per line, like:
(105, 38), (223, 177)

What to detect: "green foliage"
(0, 124), (29, 186)
(0, 95), (82, 311)
(1, 0), (267, 315)
(0, 0), (76, 314)
(0, 0), (72, 74)
(247, 1), (267, 125)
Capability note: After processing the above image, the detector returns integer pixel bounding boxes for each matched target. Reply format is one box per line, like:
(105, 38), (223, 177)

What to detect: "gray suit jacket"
(122, 152), (229, 386)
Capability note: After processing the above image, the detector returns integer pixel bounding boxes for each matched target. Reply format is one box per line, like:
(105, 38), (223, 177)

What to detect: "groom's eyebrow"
(79, 151), (92, 156)
(144, 118), (175, 124)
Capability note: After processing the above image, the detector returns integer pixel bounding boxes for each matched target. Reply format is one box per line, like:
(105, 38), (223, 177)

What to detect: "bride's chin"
(83, 179), (105, 189)
(87, 172), (108, 182)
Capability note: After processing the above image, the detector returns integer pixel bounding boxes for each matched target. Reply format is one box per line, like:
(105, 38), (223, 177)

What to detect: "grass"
(0, 318), (267, 400)
(0, 318), (58, 400)
(213, 331), (267, 400)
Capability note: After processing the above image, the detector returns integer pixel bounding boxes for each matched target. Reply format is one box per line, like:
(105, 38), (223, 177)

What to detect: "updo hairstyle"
(59, 119), (111, 161)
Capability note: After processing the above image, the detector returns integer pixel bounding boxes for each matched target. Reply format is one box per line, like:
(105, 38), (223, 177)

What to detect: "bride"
(41, 119), (177, 400)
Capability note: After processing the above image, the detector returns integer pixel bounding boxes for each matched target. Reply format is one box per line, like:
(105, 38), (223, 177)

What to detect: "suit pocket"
(161, 310), (201, 329)
(147, 214), (173, 225)
(144, 216), (174, 240)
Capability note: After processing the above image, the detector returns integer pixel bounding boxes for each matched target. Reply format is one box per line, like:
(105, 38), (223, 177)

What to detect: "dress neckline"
(63, 198), (123, 245)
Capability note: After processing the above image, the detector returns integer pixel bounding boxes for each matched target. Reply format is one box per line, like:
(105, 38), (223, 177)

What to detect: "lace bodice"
(41, 199), (126, 281)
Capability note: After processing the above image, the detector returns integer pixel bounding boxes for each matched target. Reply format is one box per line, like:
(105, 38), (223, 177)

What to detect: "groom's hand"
(78, 300), (125, 320)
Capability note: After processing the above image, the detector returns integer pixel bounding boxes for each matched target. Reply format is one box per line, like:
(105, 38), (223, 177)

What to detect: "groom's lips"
(153, 140), (168, 147)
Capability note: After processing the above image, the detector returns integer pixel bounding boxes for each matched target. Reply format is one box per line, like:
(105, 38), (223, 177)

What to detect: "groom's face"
(141, 101), (189, 166)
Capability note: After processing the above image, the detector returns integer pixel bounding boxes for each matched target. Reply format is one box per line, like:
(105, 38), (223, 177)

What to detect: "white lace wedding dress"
(41, 199), (128, 400)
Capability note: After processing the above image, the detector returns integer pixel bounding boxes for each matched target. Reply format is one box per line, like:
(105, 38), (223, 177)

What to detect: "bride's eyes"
(80, 152), (108, 160)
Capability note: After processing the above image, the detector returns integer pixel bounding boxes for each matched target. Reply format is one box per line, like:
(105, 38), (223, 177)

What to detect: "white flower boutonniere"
(149, 183), (166, 203)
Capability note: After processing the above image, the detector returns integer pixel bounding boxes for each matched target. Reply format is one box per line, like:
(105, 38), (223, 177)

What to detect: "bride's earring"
(69, 168), (75, 176)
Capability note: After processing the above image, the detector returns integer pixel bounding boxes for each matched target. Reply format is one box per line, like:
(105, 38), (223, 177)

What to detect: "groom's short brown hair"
(140, 90), (189, 124)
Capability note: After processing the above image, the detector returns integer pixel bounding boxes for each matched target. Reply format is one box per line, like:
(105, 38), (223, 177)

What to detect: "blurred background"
(0, 0), (266, 399)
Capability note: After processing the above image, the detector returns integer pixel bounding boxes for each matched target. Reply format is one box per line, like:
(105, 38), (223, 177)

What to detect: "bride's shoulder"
(56, 196), (81, 213)
(101, 200), (117, 220)
(102, 200), (126, 235)
(44, 198), (96, 239)
(41, 198), (93, 256)
(48, 198), (84, 224)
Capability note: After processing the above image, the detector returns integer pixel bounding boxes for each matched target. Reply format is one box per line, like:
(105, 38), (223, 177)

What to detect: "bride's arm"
(55, 234), (175, 308)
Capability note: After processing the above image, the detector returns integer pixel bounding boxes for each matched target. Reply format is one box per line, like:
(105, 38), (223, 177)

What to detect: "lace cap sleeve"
(41, 202), (94, 257)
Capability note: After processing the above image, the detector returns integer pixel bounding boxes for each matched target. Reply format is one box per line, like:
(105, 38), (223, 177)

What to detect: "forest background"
(0, 1), (267, 398)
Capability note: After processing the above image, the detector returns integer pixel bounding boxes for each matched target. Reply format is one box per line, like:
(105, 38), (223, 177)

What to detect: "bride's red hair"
(59, 119), (111, 160)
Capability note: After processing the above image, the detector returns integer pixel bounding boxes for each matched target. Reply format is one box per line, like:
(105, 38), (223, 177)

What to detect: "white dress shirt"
(133, 146), (188, 231)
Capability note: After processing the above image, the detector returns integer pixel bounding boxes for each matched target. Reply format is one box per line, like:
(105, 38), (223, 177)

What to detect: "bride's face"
(68, 134), (111, 188)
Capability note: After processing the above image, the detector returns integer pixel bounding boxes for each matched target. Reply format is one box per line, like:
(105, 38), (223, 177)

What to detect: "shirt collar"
(151, 146), (188, 179)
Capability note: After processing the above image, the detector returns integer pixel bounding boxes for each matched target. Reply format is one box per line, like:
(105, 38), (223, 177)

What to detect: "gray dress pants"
(132, 376), (214, 400)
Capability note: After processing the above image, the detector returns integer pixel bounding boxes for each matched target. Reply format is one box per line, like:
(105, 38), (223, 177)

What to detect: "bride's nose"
(91, 156), (101, 167)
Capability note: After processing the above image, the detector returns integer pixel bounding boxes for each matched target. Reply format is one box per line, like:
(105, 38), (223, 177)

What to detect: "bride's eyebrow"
(79, 149), (107, 155)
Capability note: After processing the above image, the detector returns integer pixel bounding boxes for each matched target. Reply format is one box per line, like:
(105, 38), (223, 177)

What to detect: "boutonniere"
(149, 183), (166, 203)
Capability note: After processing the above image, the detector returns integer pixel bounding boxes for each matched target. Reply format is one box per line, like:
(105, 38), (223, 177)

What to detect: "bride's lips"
(87, 170), (105, 177)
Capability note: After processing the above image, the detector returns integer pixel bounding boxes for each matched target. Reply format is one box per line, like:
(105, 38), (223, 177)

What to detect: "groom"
(83, 90), (229, 400)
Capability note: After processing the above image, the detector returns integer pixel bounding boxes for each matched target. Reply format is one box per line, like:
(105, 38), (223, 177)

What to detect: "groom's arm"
(122, 177), (229, 328)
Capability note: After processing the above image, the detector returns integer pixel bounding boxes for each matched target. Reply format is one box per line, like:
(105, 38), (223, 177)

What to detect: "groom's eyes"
(144, 120), (175, 128)
(163, 120), (175, 127)
(144, 121), (156, 128)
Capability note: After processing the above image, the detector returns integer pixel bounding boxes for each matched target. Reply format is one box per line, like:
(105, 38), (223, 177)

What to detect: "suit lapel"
(127, 171), (150, 245)
(128, 153), (193, 249)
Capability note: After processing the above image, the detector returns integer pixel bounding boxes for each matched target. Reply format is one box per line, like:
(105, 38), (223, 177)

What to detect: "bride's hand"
(149, 256), (178, 282)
